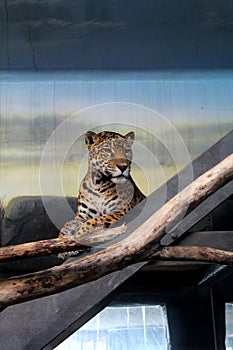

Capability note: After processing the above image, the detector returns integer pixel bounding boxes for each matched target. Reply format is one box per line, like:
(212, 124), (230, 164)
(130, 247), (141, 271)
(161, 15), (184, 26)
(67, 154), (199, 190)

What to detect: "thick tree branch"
(151, 246), (233, 265)
(0, 224), (126, 262)
(0, 154), (233, 308)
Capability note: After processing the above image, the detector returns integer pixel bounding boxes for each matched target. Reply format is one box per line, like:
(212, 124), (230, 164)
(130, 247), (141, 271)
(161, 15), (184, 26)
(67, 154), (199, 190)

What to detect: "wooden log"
(0, 224), (126, 262)
(0, 154), (233, 308)
(151, 246), (233, 264)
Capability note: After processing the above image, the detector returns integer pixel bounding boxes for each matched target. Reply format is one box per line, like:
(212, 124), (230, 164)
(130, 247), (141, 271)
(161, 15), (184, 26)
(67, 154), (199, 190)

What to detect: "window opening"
(55, 305), (170, 350)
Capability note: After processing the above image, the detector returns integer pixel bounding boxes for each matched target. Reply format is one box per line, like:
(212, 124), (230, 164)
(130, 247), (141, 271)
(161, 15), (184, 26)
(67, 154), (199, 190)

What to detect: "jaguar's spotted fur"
(59, 130), (145, 258)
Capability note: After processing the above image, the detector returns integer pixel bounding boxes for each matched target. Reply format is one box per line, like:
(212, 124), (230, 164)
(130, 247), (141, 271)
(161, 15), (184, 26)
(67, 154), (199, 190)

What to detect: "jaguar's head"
(85, 130), (134, 184)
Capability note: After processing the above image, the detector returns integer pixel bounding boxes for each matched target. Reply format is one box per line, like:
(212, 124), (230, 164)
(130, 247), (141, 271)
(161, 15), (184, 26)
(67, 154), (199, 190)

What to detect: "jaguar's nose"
(117, 164), (128, 173)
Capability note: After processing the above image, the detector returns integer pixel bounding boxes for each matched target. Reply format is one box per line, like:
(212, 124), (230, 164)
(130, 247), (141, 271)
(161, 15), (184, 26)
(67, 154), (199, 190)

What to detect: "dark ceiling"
(0, 0), (233, 70)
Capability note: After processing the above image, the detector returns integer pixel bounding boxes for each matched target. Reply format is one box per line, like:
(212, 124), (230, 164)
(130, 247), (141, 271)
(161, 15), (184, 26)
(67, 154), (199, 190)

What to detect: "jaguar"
(59, 130), (145, 257)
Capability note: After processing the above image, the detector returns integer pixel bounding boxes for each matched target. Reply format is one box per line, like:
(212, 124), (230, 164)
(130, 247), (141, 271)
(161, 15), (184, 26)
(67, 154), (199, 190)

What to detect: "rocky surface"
(0, 196), (77, 278)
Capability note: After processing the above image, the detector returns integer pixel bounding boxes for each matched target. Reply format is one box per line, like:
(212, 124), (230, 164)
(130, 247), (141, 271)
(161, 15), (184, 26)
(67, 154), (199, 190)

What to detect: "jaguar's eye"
(103, 147), (111, 154)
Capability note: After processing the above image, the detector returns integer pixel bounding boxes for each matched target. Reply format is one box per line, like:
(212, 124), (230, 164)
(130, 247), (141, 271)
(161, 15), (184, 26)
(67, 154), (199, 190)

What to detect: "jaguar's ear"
(85, 131), (99, 150)
(124, 131), (135, 145)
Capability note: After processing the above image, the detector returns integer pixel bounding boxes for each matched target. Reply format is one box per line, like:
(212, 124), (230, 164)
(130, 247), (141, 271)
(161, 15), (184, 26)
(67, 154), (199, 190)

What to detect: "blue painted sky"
(1, 70), (233, 124)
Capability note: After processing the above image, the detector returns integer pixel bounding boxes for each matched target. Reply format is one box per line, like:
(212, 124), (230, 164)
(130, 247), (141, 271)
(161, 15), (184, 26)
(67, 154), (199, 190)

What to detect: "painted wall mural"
(0, 70), (233, 204)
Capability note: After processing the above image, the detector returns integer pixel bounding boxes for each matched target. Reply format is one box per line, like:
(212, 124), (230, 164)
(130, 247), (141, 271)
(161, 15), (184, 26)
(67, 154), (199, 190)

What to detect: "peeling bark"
(0, 224), (126, 262)
(0, 154), (233, 308)
(151, 246), (233, 265)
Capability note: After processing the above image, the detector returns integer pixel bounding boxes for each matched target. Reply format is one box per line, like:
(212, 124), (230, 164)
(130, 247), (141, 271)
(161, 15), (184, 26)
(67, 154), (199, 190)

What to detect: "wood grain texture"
(0, 224), (126, 262)
(0, 154), (233, 308)
(152, 246), (233, 264)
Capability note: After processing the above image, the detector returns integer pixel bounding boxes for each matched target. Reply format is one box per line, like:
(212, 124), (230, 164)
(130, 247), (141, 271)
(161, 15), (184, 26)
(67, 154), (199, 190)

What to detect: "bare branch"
(0, 224), (126, 262)
(0, 154), (233, 308)
(151, 246), (233, 265)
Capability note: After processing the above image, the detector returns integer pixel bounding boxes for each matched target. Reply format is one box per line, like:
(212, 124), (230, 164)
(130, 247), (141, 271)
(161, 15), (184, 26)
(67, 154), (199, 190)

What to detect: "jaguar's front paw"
(58, 250), (83, 260)
(59, 219), (83, 238)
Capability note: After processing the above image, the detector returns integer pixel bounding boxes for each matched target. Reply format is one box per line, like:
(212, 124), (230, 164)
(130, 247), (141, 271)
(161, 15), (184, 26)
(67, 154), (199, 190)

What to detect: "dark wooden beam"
(161, 181), (233, 246)
(178, 231), (233, 251)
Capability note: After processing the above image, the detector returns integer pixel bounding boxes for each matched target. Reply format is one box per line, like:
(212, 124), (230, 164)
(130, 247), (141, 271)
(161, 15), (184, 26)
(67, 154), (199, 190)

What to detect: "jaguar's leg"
(58, 211), (125, 260)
